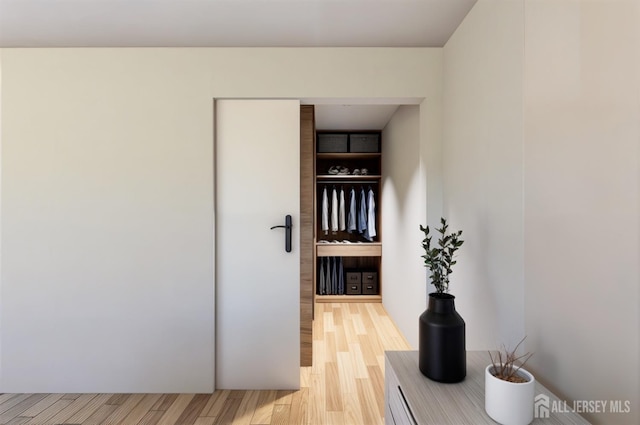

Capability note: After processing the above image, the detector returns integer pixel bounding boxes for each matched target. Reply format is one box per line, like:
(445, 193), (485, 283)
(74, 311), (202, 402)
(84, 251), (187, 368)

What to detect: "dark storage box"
(362, 281), (378, 295)
(346, 282), (362, 295)
(346, 271), (362, 284)
(362, 271), (378, 285)
(349, 133), (380, 153)
(317, 133), (348, 153)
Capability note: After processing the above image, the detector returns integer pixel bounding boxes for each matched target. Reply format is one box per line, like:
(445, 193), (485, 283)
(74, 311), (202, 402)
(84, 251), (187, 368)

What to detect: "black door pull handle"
(270, 215), (292, 253)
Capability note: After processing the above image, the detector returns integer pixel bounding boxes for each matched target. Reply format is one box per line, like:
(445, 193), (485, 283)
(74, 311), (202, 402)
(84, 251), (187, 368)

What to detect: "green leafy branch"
(420, 217), (464, 293)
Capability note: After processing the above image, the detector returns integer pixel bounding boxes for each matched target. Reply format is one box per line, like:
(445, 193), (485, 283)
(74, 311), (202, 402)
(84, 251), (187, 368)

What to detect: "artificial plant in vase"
(485, 337), (535, 425)
(418, 217), (466, 382)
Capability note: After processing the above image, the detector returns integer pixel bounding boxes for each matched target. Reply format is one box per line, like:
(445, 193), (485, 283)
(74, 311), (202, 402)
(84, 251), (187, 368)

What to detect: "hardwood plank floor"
(0, 303), (410, 425)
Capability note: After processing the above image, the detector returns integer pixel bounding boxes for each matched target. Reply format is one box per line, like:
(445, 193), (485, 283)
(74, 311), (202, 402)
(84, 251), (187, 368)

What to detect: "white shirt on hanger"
(321, 187), (329, 234)
(367, 188), (376, 240)
(339, 187), (346, 231)
(331, 187), (338, 233)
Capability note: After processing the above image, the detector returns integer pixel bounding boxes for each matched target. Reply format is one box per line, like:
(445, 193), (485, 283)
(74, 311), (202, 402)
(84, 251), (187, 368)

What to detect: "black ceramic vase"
(419, 292), (466, 382)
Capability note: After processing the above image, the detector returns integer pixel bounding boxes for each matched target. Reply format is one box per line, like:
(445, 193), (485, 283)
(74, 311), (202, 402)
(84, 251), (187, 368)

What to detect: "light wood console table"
(385, 351), (591, 424)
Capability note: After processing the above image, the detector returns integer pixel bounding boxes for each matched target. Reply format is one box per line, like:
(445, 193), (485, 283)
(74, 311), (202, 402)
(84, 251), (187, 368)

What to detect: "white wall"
(524, 1), (639, 424)
(1, 51), (216, 392)
(381, 105), (425, 349)
(421, 60), (445, 246)
(0, 55), (2, 373)
(444, 0), (639, 423)
(0, 48), (443, 392)
(381, 91), (448, 349)
(443, 0), (525, 349)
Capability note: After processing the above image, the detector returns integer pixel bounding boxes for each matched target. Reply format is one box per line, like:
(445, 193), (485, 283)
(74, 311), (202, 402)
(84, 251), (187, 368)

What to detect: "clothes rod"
(322, 180), (379, 184)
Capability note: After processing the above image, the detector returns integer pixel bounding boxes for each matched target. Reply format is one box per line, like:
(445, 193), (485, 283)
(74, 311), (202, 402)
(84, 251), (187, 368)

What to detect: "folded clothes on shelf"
(328, 165), (350, 175)
(318, 240), (371, 243)
(326, 165), (370, 175)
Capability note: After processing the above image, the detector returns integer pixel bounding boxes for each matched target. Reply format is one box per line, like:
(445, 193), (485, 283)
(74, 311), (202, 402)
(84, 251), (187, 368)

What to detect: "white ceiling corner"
(314, 104), (401, 130)
(0, 0), (477, 48)
(0, 0), (477, 129)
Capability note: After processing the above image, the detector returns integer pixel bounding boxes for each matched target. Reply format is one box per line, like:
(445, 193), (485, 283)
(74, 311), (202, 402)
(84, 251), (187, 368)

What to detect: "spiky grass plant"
(488, 336), (534, 383)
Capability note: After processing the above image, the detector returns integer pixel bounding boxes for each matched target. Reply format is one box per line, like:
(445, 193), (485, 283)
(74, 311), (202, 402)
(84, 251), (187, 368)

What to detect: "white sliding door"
(215, 99), (300, 389)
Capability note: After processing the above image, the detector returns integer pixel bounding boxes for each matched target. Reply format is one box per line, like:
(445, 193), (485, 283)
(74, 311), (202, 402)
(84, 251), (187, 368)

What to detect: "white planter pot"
(485, 364), (535, 425)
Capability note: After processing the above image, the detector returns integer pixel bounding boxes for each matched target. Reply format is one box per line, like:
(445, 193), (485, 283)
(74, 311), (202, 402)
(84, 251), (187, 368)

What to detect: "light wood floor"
(0, 303), (411, 425)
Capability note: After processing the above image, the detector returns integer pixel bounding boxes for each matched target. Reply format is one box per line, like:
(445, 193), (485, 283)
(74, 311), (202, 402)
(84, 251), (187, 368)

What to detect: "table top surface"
(385, 350), (591, 425)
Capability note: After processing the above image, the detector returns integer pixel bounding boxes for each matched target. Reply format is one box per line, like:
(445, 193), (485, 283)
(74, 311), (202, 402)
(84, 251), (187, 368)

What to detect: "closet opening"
(300, 100), (423, 368)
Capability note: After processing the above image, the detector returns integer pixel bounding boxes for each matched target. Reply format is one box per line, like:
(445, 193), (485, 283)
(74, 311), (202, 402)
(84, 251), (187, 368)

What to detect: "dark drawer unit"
(344, 269), (378, 295)
(362, 281), (378, 295)
(346, 271), (362, 284)
(362, 271), (379, 295)
(346, 282), (362, 295)
(362, 271), (378, 284)
(317, 133), (348, 153)
(349, 133), (380, 153)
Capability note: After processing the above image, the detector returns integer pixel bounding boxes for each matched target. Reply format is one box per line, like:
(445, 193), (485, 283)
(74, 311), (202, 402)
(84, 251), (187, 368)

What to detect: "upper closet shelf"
(316, 175), (381, 181)
(316, 242), (382, 257)
(316, 152), (381, 159)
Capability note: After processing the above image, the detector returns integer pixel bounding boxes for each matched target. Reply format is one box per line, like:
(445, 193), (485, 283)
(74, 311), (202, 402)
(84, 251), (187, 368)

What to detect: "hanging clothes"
(358, 187), (367, 235)
(338, 187), (346, 231)
(318, 257), (326, 295)
(331, 187), (339, 233)
(331, 257), (338, 295)
(337, 257), (344, 295)
(321, 187), (329, 235)
(347, 187), (357, 233)
(324, 257), (331, 294)
(366, 188), (376, 241)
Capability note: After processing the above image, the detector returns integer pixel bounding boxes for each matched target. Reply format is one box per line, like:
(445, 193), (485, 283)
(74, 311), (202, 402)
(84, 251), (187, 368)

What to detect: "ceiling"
(314, 104), (401, 130)
(0, 0), (477, 129)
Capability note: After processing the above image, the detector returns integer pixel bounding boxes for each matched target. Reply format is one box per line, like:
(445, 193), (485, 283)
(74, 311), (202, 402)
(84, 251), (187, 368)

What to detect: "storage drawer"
(385, 356), (417, 425)
(346, 271), (362, 284)
(346, 282), (362, 295)
(362, 271), (378, 285)
(362, 281), (378, 295)
(388, 385), (417, 425)
(317, 133), (348, 153)
(349, 133), (380, 152)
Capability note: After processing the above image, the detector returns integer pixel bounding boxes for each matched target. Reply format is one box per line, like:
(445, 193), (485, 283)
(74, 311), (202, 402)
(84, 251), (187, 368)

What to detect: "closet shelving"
(314, 131), (382, 303)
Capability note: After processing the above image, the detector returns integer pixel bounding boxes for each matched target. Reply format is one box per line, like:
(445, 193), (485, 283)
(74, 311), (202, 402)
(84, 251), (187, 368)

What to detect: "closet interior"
(314, 130), (382, 303)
